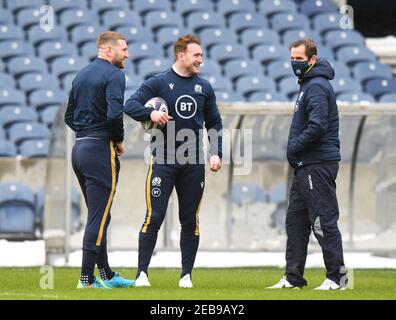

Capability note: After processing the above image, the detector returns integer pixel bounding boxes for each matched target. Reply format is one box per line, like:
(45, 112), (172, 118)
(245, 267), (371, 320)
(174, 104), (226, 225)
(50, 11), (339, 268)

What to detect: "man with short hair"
(65, 31), (134, 289)
(124, 34), (223, 288)
(267, 38), (347, 290)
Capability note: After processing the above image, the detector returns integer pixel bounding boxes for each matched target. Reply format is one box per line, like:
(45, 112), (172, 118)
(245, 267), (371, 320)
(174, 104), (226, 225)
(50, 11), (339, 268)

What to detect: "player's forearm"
(124, 98), (154, 121)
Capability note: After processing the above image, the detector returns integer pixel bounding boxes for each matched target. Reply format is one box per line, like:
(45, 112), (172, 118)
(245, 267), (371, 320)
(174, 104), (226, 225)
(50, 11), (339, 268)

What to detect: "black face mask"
(291, 60), (310, 78)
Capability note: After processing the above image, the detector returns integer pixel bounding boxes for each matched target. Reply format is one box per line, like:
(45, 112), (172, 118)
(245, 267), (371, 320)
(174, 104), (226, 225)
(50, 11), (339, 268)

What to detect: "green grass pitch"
(0, 267), (395, 300)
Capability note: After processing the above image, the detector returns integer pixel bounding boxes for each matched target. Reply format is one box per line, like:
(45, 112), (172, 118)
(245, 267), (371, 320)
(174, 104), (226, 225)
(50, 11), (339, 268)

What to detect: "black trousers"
(72, 138), (119, 254)
(138, 159), (205, 276)
(285, 162), (346, 287)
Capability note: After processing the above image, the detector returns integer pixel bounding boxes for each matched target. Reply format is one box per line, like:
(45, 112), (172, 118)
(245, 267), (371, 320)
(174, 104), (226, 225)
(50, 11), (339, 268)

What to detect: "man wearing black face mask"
(267, 39), (347, 290)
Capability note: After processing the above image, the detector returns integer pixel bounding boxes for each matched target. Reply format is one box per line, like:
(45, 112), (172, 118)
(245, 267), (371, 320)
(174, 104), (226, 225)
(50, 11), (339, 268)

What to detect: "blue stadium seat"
(91, 0), (130, 15)
(137, 57), (169, 79)
(336, 46), (377, 66)
(240, 29), (280, 51)
(216, 0), (256, 19)
(18, 139), (49, 158)
(252, 44), (290, 65)
(328, 61), (351, 79)
(278, 76), (299, 98)
(7, 0), (45, 14)
(204, 75), (233, 92)
(115, 25), (153, 45)
(353, 62), (394, 84)
(379, 93), (396, 103)
(129, 41), (164, 63)
(0, 88), (26, 106)
(27, 25), (68, 47)
(18, 73), (59, 93)
(60, 8), (98, 31)
(224, 59), (264, 82)
(0, 60), (4, 72)
(0, 140), (17, 157)
(312, 13), (343, 35)
(0, 73), (17, 89)
(144, 11), (181, 32)
(198, 59), (223, 78)
(187, 12), (225, 33)
(7, 56), (48, 77)
(175, 0), (214, 18)
(270, 13), (310, 34)
(0, 106), (38, 129)
(0, 41), (33, 61)
(16, 8), (43, 30)
(267, 60), (293, 81)
(29, 88), (67, 110)
(364, 78), (396, 99)
(337, 92), (375, 104)
(332, 76), (362, 95)
(198, 28), (237, 51)
(35, 186), (82, 235)
(228, 12), (268, 35)
(133, 0), (172, 17)
(70, 24), (105, 48)
(40, 106), (61, 126)
(0, 182), (36, 237)
(215, 90), (244, 102)
(231, 183), (267, 206)
(268, 182), (287, 204)
(258, 0), (297, 18)
(248, 91), (289, 102)
(50, 56), (88, 79)
(324, 30), (365, 51)
(282, 29), (322, 47)
(155, 26), (181, 49)
(209, 43), (249, 64)
(102, 10), (141, 29)
(300, 0), (338, 18)
(0, 24), (24, 42)
(0, 9), (12, 24)
(0, 127), (4, 139)
(37, 41), (77, 62)
(235, 75), (276, 98)
(80, 41), (98, 61)
(8, 122), (50, 145)
(61, 73), (78, 92)
(124, 72), (143, 91)
(50, 0), (87, 14)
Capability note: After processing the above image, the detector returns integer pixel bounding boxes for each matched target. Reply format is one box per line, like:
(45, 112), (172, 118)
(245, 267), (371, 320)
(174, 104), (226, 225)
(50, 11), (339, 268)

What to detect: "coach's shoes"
(179, 274), (193, 288)
(135, 271), (151, 287)
(314, 278), (345, 290)
(102, 272), (135, 288)
(77, 278), (110, 289)
(266, 276), (301, 289)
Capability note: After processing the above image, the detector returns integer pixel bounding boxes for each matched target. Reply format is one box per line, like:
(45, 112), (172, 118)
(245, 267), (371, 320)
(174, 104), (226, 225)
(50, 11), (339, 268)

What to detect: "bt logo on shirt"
(175, 95), (197, 119)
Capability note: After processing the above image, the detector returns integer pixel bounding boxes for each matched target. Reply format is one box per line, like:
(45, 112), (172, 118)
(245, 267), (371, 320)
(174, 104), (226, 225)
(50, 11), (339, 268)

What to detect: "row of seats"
(0, 182), (81, 239)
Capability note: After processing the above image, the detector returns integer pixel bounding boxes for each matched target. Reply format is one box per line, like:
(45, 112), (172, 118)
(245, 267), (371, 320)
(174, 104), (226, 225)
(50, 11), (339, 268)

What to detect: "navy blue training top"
(124, 67), (223, 163)
(65, 58), (125, 143)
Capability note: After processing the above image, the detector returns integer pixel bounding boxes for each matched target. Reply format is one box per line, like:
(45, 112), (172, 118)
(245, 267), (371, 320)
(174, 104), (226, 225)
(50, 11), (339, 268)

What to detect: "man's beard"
(114, 59), (125, 68)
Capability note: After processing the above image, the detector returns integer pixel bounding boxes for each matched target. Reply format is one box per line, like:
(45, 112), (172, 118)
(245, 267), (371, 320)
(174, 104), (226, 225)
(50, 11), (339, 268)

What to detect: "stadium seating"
(0, 0), (394, 161)
(0, 182), (36, 238)
(18, 139), (49, 158)
(0, 106), (38, 129)
(8, 122), (50, 145)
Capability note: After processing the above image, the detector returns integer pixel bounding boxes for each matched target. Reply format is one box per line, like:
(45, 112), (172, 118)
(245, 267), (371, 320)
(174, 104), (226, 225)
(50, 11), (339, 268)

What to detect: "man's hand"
(150, 110), (173, 127)
(115, 142), (124, 157)
(210, 155), (222, 172)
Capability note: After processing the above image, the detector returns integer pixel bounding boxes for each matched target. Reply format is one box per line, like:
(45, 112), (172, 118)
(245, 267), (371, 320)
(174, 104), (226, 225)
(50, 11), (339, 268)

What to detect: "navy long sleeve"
(124, 68), (223, 161)
(64, 58), (125, 142)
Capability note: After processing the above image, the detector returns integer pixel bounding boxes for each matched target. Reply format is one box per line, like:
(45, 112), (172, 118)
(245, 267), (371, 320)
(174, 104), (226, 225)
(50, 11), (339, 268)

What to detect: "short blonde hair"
(96, 31), (126, 48)
(173, 34), (201, 61)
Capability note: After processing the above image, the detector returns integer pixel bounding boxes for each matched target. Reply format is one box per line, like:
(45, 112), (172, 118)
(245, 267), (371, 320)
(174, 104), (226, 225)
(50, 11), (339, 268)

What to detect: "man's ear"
(310, 54), (318, 64)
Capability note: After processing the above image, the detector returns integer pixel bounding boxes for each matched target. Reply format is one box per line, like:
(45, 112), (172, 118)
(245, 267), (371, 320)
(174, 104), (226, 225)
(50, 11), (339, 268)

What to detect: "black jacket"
(287, 58), (341, 168)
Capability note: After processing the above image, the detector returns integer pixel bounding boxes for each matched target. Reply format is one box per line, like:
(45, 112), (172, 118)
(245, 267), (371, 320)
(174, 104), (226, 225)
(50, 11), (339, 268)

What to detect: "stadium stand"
(0, 0), (394, 161)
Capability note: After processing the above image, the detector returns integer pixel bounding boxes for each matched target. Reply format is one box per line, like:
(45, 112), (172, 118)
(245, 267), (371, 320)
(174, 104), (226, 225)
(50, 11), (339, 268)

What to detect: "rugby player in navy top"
(65, 31), (134, 289)
(124, 35), (223, 288)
